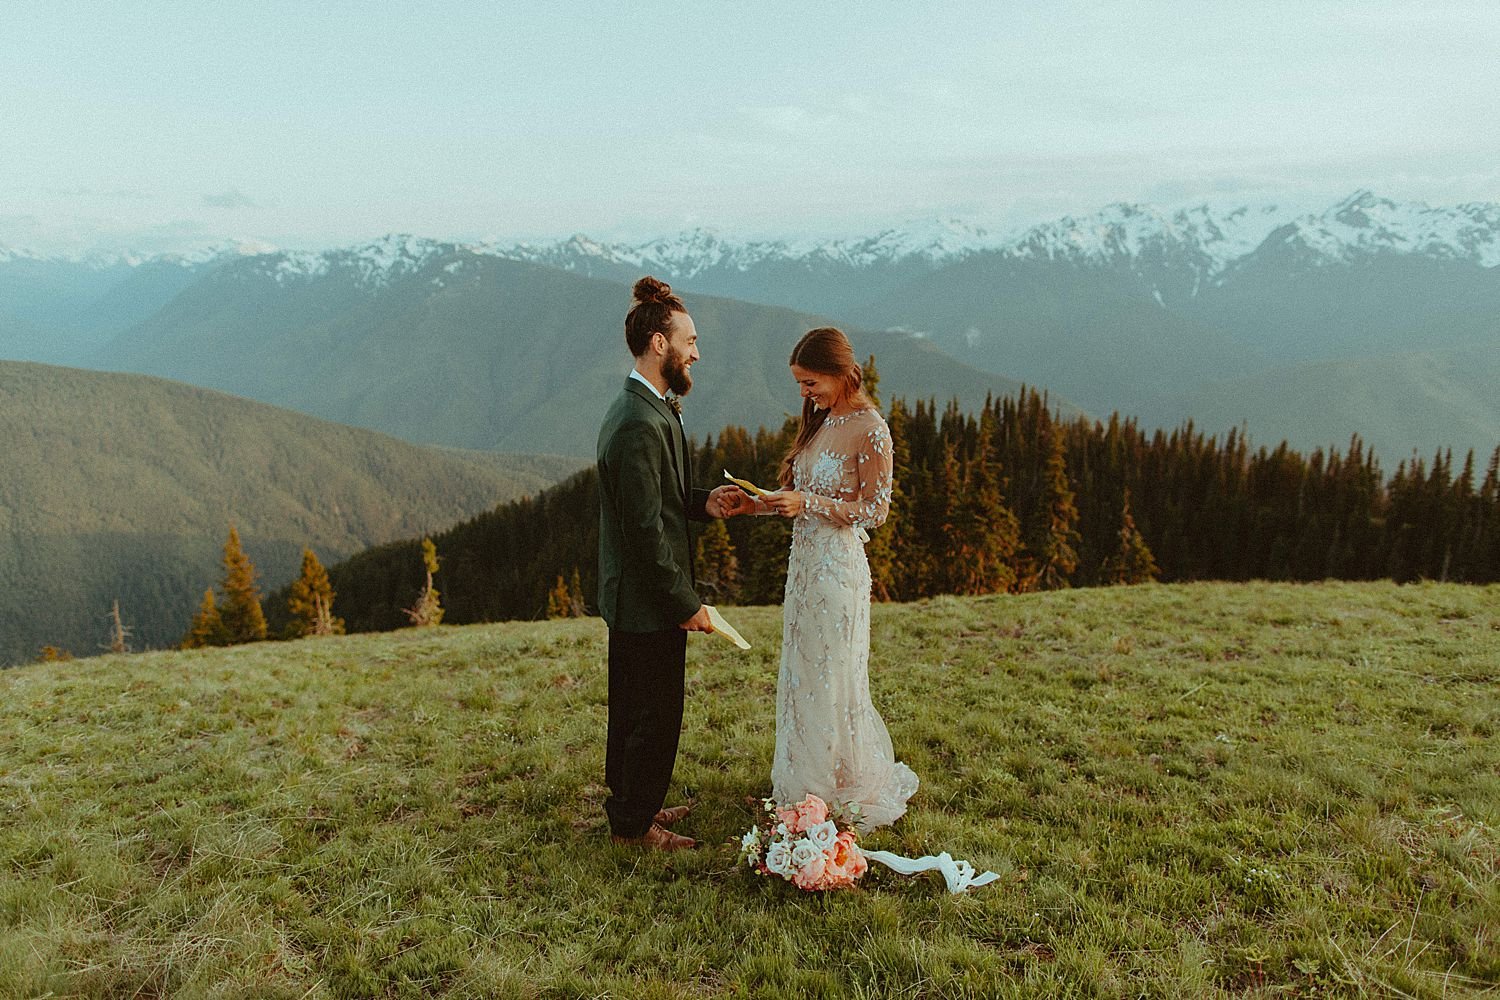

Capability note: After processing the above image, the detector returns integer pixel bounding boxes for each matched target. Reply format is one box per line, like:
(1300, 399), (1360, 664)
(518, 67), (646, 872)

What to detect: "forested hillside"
(0, 361), (583, 663)
(312, 386), (1500, 635)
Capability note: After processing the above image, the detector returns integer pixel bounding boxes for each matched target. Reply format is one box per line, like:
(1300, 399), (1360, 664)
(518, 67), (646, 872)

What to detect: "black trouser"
(605, 627), (687, 838)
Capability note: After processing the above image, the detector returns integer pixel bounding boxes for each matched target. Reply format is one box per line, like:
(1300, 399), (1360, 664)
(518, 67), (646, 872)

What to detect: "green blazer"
(597, 377), (710, 632)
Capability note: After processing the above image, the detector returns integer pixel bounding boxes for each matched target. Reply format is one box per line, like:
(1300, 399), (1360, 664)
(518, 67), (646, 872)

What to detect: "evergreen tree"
(1102, 489), (1160, 584)
(1030, 426), (1082, 590)
(695, 518), (741, 605)
(219, 525), (268, 642)
(942, 443), (1021, 595)
(286, 548), (344, 638)
(567, 567), (588, 617)
(896, 399), (943, 598)
(740, 515), (791, 604)
(1480, 445), (1500, 583)
(861, 354), (881, 411)
(404, 537), (444, 626)
(182, 588), (229, 648)
(869, 398), (919, 600)
(545, 574), (572, 619)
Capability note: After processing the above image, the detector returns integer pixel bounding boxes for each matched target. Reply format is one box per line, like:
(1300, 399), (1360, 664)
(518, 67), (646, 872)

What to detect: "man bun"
(632, 276), (677, 305)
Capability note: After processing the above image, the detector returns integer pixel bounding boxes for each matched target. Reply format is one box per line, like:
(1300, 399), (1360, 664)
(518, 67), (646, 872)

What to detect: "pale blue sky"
(4, 1), (1498, 253)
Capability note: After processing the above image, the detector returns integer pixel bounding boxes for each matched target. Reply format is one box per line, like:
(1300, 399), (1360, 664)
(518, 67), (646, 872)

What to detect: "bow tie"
(665, 394), (683, 417)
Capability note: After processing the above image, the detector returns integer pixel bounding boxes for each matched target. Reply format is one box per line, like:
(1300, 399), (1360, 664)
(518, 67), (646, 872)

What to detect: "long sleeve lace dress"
(766, 407), (918, 830)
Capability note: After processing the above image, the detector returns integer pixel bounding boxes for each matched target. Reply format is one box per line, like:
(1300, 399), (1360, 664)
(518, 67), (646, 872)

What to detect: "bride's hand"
(762, 490), (805, 518)
(708, 485), (758, 518)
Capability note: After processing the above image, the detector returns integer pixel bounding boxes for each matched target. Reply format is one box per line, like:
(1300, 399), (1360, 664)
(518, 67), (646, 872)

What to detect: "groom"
(597, 276), (736, 851)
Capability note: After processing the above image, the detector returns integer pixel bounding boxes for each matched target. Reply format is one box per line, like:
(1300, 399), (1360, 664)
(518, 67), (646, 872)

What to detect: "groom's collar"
(629, 367), (666, 401)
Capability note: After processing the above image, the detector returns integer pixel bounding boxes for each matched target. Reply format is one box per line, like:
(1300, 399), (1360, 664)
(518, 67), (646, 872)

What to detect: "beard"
(663, 344), (693, 395)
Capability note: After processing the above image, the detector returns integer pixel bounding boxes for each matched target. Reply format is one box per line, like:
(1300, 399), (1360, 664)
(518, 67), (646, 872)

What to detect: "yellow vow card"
(723, 469), (773, 496)
(705, 605), (751, 650)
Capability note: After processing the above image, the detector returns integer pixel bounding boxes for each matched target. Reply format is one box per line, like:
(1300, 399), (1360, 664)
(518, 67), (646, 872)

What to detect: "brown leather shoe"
(654, 804), (693, 827)
(611, 822), (696, 851)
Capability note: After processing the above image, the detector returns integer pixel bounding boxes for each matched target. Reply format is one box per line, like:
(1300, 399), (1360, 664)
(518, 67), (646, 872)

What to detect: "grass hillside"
(0, 361), (584, 664)
(1152, 342), (1500, 466)
(95, 252), (1060, 456)
(1, 582), (1494, 998)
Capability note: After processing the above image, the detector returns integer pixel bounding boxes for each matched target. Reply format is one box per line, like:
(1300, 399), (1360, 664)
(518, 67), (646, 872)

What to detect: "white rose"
(790, 837), (825, 870)
(764, 840), (795, 877)
(805, 820), (838, 852)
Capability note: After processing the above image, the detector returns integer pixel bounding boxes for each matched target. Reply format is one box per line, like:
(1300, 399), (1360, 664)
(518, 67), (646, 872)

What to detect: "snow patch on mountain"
(998, 201), (1294, 278)
(35, 190), (1490, 293)
(258, 234), (451, 286)
(1268, 190), (1500, 268)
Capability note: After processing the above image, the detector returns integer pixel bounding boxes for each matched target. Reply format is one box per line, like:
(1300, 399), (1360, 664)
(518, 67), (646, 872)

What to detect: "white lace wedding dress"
(766, 407), (919, 830)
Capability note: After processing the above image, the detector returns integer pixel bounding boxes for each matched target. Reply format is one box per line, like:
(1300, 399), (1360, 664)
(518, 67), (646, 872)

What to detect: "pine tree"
(695, 518), (741, 605)
(219, 525), (268, 642)
(861, 354), (881, 410)
(286, 548), (344, 638)
(891, 399), (940, 599)
(567, 567), (588, 617)
(182, 588), (229, 648)
(950, 451), (1022, 595)
(740, 515), (791, 604)
(545, 574), (572, 619)
(404, 537), (444, 627)
(867, 398), (910, 600)
(1102, 489), (1159, 585)
(1030, 427), (1082, 590)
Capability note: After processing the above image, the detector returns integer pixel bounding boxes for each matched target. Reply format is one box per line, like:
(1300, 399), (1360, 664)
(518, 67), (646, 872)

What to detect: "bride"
(722, 327), (918, 830)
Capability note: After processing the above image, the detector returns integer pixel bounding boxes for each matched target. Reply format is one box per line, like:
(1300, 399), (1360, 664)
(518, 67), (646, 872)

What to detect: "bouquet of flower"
(738, 794), (868, 891)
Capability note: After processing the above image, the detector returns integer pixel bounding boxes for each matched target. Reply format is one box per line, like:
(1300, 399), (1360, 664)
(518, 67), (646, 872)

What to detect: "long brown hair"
(778, 327), (872, 487)
(624, 276), (686, 356)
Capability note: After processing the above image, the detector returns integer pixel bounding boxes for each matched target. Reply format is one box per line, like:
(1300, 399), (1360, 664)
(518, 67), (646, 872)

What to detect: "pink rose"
(832, 832), (867, 881)
(791, 851), (828, 890)
(777, 794), (830, 834)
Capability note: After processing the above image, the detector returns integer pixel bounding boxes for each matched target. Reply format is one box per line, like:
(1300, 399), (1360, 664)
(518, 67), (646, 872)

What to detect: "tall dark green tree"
(1029, 426), (1081, 591)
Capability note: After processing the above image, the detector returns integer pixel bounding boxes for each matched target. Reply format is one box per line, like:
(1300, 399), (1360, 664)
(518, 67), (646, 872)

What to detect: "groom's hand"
(680, 605), (715, 633)
(706, 485), (753, 518)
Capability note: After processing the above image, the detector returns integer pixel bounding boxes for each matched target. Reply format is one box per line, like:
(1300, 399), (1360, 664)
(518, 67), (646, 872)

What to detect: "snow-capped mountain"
(999, 201), (1289, 278)
(496, 218), (1007, 279)
(470, 191), (1498, 312)
(1253, 190), (1500, 270)
(240, 233), (448, 287)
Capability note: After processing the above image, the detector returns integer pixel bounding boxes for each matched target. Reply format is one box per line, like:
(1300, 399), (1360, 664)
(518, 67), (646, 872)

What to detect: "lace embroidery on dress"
(770, 407), (918, 830)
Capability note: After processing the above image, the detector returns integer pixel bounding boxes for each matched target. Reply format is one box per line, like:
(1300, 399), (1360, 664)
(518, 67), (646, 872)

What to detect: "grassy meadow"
(1, 581), (1496, 998)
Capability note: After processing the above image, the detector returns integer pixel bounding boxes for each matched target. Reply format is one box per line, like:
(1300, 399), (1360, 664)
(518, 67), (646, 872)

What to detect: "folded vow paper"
(705, 605), (751, 649)
(723, 470), (774, 497)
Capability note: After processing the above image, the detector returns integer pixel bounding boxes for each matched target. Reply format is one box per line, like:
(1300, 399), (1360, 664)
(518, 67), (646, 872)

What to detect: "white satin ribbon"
(863, 850), (1002, 894)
